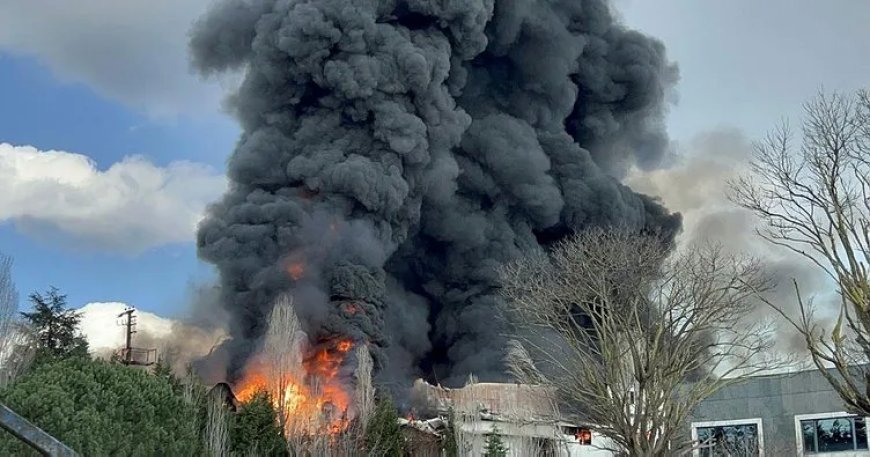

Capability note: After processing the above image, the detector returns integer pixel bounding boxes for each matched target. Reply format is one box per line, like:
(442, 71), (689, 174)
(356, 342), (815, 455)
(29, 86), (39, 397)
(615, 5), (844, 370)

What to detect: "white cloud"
(0, 1), (231, 118)
(78, 302), (227, 372)
(78, 302), (174, 354)
(0, 143), (226, 253)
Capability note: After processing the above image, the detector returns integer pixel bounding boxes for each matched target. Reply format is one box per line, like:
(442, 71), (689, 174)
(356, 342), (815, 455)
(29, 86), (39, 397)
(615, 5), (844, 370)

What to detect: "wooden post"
(117, 308), (136, 365)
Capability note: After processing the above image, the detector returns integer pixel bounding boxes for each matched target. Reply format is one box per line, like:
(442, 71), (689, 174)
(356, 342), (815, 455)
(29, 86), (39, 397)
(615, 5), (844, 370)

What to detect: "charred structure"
(190, 0), (681, 389)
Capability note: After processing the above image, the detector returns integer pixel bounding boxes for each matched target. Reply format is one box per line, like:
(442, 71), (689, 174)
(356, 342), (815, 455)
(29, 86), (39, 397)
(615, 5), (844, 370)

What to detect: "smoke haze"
(190, 0), (681, 387)
(627, 128), (838, 354)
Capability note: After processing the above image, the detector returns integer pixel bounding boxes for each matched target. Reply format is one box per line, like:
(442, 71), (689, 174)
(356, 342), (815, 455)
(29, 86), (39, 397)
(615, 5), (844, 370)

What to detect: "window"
(562, 426), (592, 445)
(692, 418), (763, 457)
(575, 428), (592, 445)
(797, 413), (868, 453)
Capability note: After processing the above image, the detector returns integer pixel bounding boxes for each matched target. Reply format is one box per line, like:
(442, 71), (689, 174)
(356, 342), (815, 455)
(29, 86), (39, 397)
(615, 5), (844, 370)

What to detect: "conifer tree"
(483, 426), (509, 457)
(0, 357), (200, 455)
(364, 393), (404, 456)
(20, 287), (88, 362)
(230, 389), (287, 456)
(153, 355), (173, 379)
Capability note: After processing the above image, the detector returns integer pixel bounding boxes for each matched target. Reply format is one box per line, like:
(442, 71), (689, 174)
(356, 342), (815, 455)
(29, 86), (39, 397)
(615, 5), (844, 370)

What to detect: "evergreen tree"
(364, 393), (404, 457)
(20, 287), (88, 362)
(483, 426), (509, 457)
(0, 357), (201, 456)
(230, 389), (287, 456)
(152, 355), (177, 386)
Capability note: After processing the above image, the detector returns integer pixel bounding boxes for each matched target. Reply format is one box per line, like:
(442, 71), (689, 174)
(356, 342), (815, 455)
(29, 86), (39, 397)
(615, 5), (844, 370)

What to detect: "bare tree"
(0, 325), (35, 388)
(204, 388), (231, 457)
(0, 253), (32, 386)
(262, 294), (354, 456)
(264, 293), (305, 434)
(354, 344), (375, 432)
(500, 229), (783, 456)
(0, 254), (17, 358)
(730, 89), (870, 414)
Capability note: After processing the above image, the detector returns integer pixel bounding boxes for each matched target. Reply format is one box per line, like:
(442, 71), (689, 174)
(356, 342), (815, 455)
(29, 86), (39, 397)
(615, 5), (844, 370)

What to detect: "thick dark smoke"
(190, 0), (681, 387)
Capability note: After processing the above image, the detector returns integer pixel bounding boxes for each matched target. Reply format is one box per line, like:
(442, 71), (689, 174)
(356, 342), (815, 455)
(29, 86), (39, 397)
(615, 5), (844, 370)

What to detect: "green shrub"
(0, 357), (200, 456)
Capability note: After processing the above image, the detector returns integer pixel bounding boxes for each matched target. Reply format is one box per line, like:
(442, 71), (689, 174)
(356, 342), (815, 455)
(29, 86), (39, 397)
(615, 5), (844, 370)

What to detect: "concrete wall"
(689, 369), (870, 456)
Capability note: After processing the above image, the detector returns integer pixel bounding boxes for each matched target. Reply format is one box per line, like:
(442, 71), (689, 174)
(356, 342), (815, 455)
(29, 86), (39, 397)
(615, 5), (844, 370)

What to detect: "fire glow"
(234, 338), (355, 434)
(287, 262), (305, 280)
(343, 303), (360, 315)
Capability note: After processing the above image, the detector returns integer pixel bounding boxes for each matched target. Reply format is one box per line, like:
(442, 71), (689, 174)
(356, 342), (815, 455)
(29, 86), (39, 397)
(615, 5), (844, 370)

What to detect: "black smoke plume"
(190, 0), (681, 387)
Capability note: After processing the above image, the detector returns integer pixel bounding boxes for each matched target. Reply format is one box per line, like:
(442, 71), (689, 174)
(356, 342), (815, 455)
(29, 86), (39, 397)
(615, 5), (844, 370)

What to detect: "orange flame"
(287, 262), (305, 280)
(234, 338), (355, 435)
(343, 303), (360, 315)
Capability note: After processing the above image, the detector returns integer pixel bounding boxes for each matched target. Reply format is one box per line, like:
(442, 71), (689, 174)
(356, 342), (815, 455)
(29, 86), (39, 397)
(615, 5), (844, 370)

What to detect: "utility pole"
(117, 308), (136, 365)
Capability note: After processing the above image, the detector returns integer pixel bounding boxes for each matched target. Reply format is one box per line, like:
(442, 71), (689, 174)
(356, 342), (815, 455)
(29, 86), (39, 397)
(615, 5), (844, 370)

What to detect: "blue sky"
(0, 53), (236, 317)
(0, 55), (236, 169)
(0, 0), (867, 322)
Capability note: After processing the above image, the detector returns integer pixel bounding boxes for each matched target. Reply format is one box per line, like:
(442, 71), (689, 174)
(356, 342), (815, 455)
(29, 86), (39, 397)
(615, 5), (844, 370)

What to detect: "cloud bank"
(0, 143), (225, 253)
(78, 302), (226, 373)
(0, 0), (229, 118)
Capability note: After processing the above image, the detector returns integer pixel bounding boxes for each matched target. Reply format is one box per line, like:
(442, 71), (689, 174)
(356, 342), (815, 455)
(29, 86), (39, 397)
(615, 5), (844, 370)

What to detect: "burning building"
(189, 0), (681, 431)
(402, 379), (616, 456)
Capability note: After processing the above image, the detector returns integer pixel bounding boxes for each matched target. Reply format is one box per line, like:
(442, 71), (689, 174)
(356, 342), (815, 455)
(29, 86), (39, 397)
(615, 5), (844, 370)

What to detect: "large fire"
(234, 338), (355, 434)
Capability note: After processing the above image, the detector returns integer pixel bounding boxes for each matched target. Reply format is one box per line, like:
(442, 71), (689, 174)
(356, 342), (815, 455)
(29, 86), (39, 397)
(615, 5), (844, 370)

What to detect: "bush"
(0, 357), (200, 456)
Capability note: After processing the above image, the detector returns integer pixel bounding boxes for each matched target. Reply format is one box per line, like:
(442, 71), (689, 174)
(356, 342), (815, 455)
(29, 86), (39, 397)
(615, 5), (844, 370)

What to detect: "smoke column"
(190, 0), (681, 387)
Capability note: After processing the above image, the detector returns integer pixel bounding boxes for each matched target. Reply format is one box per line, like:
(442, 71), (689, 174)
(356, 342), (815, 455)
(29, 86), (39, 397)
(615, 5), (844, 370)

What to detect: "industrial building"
(404, 367), (868, 456)
(689, 367), (868, 456)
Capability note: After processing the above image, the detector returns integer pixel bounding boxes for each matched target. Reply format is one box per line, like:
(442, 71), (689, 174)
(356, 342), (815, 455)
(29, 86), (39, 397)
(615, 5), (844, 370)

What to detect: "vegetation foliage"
(731, 89), (870, 415)
(20, 287), (88, 363)
(501, 229), (784, 456)
(364, 394), (404, 457)
(0, 357), (201, 456)
(229, 389), (286, 457)
(483, 426), (509, 457)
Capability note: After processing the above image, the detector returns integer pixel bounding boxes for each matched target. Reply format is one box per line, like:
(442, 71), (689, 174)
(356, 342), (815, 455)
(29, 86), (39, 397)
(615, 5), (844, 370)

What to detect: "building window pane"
(799, 416), (869, 453)
(817, 418), (855, 452)
(857, 417), (868, 450)
(801, 421), (816, 452)
(695, 423), (759, 457)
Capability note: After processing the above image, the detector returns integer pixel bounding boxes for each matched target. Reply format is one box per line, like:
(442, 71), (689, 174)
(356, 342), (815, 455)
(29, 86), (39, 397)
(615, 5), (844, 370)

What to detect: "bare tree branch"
(204, 387), (231, 457)
(263, 294), (306, 436)
(354, 344), (375, 432)
(730, 88), (870, 415)
(0, 252), (32, 387)
(500, 229), (785, 456)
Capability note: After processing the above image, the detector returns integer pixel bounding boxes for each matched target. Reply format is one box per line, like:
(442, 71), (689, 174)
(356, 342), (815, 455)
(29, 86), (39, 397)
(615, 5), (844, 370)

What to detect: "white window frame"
(691, 417), (765, 457)
(794, 411), (870, 456)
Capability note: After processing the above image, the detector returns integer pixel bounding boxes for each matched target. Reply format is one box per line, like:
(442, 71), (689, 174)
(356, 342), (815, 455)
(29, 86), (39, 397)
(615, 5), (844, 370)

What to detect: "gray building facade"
(689, 368), (870, 456)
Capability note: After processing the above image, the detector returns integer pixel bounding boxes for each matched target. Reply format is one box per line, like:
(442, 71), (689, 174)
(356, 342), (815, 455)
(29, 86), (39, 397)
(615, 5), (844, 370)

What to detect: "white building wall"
(455, 420), (616, 456)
